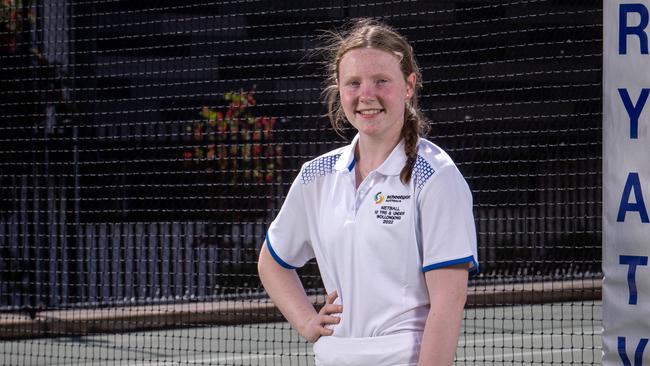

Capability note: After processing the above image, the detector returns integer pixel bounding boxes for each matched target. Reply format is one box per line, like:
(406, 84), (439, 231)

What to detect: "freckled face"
(338, 48), (415, 142)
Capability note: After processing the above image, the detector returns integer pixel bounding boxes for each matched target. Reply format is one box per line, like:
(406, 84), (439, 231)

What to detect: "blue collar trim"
(348, 159), (356, 172)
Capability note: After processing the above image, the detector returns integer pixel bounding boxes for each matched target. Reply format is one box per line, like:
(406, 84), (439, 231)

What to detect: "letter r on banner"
(619, 3), (649, 54)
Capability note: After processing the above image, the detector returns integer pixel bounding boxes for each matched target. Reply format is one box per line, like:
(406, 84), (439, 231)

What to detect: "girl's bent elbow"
(257, 243), (271, 277)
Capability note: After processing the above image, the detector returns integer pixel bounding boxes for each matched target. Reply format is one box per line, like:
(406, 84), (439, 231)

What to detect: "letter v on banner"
(604, 1), (650, 365)
(618, 337), (649, 366)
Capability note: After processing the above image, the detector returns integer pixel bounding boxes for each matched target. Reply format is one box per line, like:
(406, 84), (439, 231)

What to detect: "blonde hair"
(321, 18), (430, 184)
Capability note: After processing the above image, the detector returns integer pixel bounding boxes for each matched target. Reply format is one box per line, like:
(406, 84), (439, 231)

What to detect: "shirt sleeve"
(265, 168), (315, 269)
(418, 164), (479, 276)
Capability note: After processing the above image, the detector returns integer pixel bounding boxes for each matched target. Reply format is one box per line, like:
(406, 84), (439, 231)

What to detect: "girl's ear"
(405, 73), (416, 100)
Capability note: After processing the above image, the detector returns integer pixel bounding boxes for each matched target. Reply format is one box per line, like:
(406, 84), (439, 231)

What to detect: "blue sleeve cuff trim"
(266, 232), (298, 270)
(422, 255), (479, 276)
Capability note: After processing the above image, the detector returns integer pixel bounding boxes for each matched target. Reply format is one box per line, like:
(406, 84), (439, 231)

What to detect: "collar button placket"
(354, 173), (378, 214)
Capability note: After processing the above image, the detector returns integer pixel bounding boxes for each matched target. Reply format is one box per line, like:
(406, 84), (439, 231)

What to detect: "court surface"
(1, 301), (601, 365)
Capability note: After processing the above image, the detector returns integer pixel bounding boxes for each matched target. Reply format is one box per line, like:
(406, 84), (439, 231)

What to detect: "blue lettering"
(618, 336), (649, 366)
(620, 255), (649, 305)
(618, 88), (650, 139)
(620, 4), (649, 54)
(618, 172), (650, 223)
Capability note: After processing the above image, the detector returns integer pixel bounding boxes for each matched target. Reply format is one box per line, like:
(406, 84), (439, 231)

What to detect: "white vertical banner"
(603, 1), (650, 365)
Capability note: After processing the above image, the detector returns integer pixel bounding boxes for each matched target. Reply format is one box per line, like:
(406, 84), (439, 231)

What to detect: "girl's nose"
(359, 82), (375, 103)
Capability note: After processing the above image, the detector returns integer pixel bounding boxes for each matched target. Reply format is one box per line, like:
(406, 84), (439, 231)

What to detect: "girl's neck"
(354, 133), (401, 186)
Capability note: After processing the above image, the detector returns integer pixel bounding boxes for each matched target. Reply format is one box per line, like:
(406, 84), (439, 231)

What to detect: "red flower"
(252, 131), (261, 141)
(185, 86), (280, 181)
(193, 124), (204, 141)
(252, 144), (262, 156)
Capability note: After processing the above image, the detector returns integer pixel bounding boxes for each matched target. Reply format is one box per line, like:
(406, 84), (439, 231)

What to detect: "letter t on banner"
(620, 255), (649, 305)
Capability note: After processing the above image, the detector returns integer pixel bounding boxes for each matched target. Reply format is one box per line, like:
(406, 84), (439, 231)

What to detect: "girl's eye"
(348, 81), (360, 87)
(376, 79), (387, 85)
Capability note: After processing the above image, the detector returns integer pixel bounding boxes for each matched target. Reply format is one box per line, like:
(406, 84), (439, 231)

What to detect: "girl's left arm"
(417, 263), (469, 366)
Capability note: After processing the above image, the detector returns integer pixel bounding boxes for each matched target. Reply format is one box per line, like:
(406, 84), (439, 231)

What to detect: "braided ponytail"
(400, 101), (429, 184)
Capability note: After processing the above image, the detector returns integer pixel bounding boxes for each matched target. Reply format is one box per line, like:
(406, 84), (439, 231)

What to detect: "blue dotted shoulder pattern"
(413, 155), (435, 190)
(300, 153), (342, 185)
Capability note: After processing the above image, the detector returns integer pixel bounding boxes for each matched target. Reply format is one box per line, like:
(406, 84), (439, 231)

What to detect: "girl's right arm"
(257, 241), (341, 343)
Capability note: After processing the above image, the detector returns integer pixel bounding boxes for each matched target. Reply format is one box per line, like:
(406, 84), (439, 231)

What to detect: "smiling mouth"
(356, 109), (384, 115)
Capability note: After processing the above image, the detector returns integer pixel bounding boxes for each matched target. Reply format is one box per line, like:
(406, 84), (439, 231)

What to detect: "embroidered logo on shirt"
(385, 194), (410, 203)
(373, 194), (410, 225)
(374, 192), (385, 204)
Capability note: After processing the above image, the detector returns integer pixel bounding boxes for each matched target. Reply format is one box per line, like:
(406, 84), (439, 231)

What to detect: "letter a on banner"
(604, 1), (650, 365)
(617, 173), (650, 223)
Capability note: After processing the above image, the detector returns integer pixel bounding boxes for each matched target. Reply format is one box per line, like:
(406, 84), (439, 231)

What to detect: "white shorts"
(313, 332), (422, 366)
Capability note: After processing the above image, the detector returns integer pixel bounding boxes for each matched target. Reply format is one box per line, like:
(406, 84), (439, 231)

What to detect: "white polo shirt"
(266, 134), (478, 339)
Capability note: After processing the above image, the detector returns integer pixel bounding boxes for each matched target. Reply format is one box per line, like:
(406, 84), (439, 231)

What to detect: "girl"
(258, 19), (478, 366)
